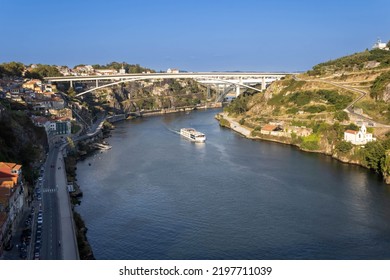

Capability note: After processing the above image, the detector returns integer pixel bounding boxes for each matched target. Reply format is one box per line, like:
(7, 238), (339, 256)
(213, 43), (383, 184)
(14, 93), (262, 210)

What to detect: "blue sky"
(1, 0), (389, 72)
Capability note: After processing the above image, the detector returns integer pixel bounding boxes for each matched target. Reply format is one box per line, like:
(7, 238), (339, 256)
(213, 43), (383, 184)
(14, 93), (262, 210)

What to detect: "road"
(39, 115), (106, 259)
(293, 75), (390, 128)
(40, 146), (61, 259)
(39, 140), (79, 260)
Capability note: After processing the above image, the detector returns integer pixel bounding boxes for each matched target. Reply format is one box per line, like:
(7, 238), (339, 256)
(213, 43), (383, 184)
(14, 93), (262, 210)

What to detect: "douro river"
(76, 109), (390, 259)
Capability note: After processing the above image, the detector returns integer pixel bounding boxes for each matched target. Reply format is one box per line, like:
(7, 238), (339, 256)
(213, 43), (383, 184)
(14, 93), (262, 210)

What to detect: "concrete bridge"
(45, 72), (294, 102)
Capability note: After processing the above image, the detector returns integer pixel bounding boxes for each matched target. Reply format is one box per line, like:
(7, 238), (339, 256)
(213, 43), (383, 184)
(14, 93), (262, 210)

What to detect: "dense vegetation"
(370, 71), (390, 100)
(90, 62), (155, 73)
(269, 89), (353, 113)
(0, 108), (47, 183)
(24, 64), (63, 79)
(308, 49), (390, 76)
(0, 62), (62, 79)
(223, 94), (252, 115)
(0, 62), (24, 77)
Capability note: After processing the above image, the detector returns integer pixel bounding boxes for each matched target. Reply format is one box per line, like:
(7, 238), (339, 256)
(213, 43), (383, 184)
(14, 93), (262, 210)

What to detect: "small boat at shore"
(180, 128), (206, 143)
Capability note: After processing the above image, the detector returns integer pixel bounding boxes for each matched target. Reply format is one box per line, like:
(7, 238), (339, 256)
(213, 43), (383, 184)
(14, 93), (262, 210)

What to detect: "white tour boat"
(180, 128), (206, 143)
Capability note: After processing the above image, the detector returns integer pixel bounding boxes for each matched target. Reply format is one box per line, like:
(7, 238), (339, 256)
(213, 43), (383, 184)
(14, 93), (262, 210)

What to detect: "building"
(287, 126), (313, 137)
(54, 121), (71, 135)
(260, 124), (284, 136)
(95, 69), (117, 75)
(372, 38), (389, 50)
(119, 65), (126, 74)
(0, 162), (25, 256)
(344, 124), (375, 145)
(167, 68), (179, 74)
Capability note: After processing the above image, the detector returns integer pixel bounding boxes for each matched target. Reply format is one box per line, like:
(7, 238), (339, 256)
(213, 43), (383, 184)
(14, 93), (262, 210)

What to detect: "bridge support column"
(207, 85), (211, 100)
(96, 80), (99, 88)
(70, 80), (73, 88)
(235, 85), (240, 97)
(261, 77), (266, 91)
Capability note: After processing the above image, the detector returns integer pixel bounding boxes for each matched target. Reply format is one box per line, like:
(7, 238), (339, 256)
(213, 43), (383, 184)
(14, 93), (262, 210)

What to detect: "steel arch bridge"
(45, 72), (293, 101)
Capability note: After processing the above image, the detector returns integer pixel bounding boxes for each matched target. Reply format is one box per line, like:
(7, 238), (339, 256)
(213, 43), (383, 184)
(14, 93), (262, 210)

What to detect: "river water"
(76, 109), (390, 259)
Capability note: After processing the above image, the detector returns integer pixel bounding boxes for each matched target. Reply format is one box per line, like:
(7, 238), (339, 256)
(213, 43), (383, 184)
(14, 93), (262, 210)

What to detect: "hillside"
(220, 48), (390, 183)
(76, 78), (210, 115)
(0, 100), (47, 183)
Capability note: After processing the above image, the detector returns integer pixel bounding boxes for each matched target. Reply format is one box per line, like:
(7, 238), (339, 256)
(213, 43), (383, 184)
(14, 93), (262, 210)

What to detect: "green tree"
(362, 141), (385, 173)
(335, 141), (353, 153)
(334, 111), (349, 121)
(345, 123), (359, 131)
(224, 95), (251, 115)
(1, 62), (25, 76)
(370, 71), (390, 100)
(67, 87), (76, 98)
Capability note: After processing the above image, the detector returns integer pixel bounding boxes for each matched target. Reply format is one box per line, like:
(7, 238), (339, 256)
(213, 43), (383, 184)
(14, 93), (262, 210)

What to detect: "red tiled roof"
(345, 130), (358, 135)
(261, 124), (278, 131)
(0, 162), (21, 170)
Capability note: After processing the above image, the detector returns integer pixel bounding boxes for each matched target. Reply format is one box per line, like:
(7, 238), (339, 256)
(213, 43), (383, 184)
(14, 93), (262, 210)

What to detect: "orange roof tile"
(345, 130), (358, 135)
(0, 162), (21, 171)
(261, 124), (278, 131)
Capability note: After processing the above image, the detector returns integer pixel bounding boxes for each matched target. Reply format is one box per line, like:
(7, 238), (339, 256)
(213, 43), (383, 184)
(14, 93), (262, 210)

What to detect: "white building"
(119, 65), (126, 74)
(372, 38), (388, 50)
(344, 124), (375, 145)
(167, 68), (179, 74)
(95, 69), (118, 75)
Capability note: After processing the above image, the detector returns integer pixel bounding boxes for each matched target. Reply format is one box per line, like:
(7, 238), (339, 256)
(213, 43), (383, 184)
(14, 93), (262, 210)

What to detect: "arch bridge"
(45, 72), (294, 102)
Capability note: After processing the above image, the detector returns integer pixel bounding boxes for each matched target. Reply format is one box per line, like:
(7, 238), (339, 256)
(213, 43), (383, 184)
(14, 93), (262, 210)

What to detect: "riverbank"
(141, 102), (222, 117)
(63, 128), (115, 259)
(216, 112), (372, 175)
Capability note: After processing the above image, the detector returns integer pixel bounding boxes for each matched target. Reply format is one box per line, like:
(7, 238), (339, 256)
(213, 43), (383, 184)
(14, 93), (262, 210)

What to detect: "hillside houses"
(31, 115), (72, 136)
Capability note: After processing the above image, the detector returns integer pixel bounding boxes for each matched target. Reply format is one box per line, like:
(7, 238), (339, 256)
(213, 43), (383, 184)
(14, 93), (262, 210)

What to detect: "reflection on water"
(76, 109), (390, 259)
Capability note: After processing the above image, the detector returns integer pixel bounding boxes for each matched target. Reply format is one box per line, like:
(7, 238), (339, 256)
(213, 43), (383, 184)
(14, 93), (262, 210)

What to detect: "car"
(34, 250), (40, 260)
(38, 177), (43, 182)
(37, 217), (43, 224)
(20, 251), (27, 259)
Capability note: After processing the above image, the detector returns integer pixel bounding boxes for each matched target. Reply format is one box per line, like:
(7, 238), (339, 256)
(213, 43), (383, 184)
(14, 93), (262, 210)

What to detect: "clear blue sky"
(1, 0), (389, 72)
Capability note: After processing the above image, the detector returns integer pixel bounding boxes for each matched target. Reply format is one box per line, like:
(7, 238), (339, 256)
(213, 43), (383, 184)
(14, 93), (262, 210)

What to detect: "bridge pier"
(261, 77), (266, 91)
(235, 85), (240, 97)
(70, 80), (73, 88)
(96, 80), (99, 88)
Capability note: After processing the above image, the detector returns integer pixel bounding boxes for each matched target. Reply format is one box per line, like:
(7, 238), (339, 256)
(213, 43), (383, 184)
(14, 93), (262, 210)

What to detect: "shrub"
(334, 111), (349, 121)
(219, 117), (230, 128)
(301, 134), (320, 151)
(335, 141), (353, 153)
(304, 105), (326, 113)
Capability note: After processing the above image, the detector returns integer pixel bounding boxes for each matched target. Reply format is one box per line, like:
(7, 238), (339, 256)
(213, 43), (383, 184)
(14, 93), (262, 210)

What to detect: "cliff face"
(381, 83), (390, 102)
(87, 79), (208, 114)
